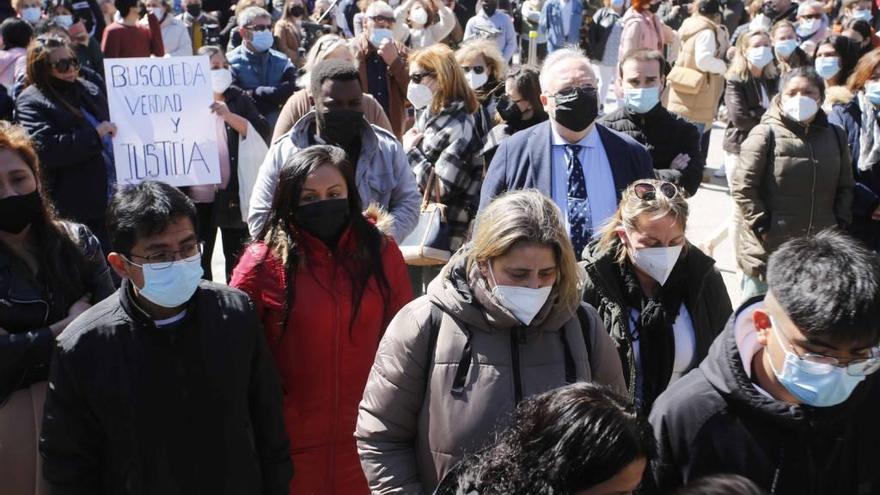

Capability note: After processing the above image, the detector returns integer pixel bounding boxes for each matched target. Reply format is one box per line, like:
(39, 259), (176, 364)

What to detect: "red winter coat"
(230, 218), (412, 495)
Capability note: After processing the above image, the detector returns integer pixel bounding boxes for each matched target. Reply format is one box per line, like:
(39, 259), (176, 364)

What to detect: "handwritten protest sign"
(104, 56), (221, 187)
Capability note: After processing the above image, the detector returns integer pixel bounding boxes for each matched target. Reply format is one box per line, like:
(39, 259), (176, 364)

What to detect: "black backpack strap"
(562, 304), (594, 384)
(425, 302), (473, 397)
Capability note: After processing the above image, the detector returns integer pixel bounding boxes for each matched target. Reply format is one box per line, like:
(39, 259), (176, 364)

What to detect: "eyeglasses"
(245, 24), (272, 31)
(50, 56), (80, 72)
(632, 181), (679, 201)
(369, 15), (395, 23)
(800, 13), (823, 19)
(770, 316), (880, 377)
(462, 65), (486, 75)
(124, 242), (203, 269)
(409, 71), (434, 83)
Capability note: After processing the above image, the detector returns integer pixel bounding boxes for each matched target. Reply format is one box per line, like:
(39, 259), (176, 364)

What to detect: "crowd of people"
(2, 0), (880, 492)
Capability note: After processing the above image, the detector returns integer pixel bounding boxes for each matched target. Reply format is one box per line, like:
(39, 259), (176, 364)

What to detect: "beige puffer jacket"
(355, 247), (625, 494)
(731, 98), (854, 280)
(666, 15), (728, 127)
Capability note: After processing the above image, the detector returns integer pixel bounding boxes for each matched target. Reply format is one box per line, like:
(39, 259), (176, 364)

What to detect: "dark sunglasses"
(800, 13), (822, 19)
(245, 24), (272, 31)
(51, 56), (80, 72)
(409, 71), (434, 83)
(633, 181), (679, 201)
(369, 15), (395, 23)
(462, 65), (486, 75)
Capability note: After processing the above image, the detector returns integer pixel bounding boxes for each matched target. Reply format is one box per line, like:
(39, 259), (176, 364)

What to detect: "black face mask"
(761, 2), (779, 17)
(0, 191), (41, 234)
(648, 2), (660, 12)
(294, 198), (351, 244)
(289, 4), (304, 16)
(186, 3), (202, 16)
(552, 86), (598, 133)
(318, 108), (365, 148)
(497, 94), (523, 125)
(483, 3), (497, 15)
(138, 3), (147, 17)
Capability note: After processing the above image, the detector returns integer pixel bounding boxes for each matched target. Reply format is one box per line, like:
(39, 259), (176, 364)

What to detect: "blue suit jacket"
(478, 121), (655, 212)
(539, 0), (584, 51)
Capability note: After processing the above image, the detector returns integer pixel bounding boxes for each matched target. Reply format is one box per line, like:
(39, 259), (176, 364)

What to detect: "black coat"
(723, 73), (778, 154)
(40, 280), (293, 495)
(0, 222), (113, 402)
(601, 104), (704, 195)
(649, 299), (880, 494)
(15, 79), (111, 224)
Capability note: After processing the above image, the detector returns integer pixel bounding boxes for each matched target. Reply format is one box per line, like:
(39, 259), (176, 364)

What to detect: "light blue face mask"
(624, 86), (660, 114)
(133, 253), (204, 309)
(250, 29), (274, 52)
(768, 317), (865, 407)
(852, 8), (873, 22)
(865, 82), (880, 105)
(774, 39), (798, 58)
(370, 27), (393, 47)
(815, 56), (841, 80)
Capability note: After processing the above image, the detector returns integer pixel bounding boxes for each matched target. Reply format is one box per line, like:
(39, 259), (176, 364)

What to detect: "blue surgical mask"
(611, 0), (625, 7)
(852, 8), (873, 22)
(250, 29), (274, 52)
(815, 56), (841, 80)
(768, 318), (865, 407)
(866, 82), (880, 105)
(624, 86), (660, 114)
(370, 27), (393, 47)
(54, 14), (73, 27)
(21, 6), (41, 23)
(774, 39), (798, 58)
(135, 254), (204, 308)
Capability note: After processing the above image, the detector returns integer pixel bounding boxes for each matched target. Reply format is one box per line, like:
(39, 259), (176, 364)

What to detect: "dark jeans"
(195, 202), (248, 282)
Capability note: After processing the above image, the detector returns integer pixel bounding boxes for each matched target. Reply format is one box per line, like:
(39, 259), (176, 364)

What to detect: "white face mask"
(407, 82), (433, 109)
(797, 17), (821, 37)
(54, 13), (73, 27)
(410, 6), (428, 25)
(629, 241), (683, 286)
(465, 70), (488, 90)
(211, 67), (233, 93)
(488, 262), (553, 326)
(782, 94), (818, 122)
(747, 46), (774, 69)
(150, 6), (164, 20)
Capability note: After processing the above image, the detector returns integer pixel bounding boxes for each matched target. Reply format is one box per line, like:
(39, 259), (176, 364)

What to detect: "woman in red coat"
(231, 145), (413, 494)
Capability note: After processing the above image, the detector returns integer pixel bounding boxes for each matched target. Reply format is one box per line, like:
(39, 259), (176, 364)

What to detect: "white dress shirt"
(560, 0), (573, 37)
(550, 124), (618, 239)
(628, 304), (697, 404)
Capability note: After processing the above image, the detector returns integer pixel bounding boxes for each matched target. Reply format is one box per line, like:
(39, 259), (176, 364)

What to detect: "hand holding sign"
(96, 122), (117, 138)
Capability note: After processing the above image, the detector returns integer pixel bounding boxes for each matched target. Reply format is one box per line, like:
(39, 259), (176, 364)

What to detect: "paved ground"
(210, 120), (743, 305)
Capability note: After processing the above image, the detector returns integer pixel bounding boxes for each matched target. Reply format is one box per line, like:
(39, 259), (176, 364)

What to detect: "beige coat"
(355, 247), (625, 494)
(271, 88), (394, 141)
(731, 100), (854, 279)
(666, 16), (728, 127)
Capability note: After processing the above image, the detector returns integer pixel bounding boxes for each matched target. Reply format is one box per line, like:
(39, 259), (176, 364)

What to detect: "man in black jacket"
(40, 181), (293, 495)
(649, 230), (880, 494)
(601, 49), (704, 196)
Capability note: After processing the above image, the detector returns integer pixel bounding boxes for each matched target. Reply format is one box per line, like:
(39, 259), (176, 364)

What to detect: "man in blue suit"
(479, 48), (655, 260)
(539, 0), (583, 53)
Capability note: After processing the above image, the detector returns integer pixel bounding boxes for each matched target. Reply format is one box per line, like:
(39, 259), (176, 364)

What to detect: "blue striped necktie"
(566, 144), (591, 258)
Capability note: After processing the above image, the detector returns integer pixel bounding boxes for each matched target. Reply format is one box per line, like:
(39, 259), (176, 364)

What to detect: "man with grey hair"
(479, 48), (654, 260)
(227, 6), (296, 126)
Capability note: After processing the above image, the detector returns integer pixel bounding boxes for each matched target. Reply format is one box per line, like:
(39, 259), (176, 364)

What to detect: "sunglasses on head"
(409, 71), (434, 83)
(633, 181), (679, 201)
(245, 24), (272, 31)
(462, 65), (485, 75)
(51, 56), (80, 72)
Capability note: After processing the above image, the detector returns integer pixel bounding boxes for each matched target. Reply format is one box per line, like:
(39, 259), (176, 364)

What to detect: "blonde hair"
(596, 179), (690, 263)
(455, 38), (508, 87)
(299, 34), (356, 89)
(469, 190), (581, 311)
(726, 28), (779, 80)
(410, 43), (479, 114)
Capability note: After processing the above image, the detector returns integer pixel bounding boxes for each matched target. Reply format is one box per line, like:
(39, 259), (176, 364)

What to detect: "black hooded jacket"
(648, 300), (880, 495)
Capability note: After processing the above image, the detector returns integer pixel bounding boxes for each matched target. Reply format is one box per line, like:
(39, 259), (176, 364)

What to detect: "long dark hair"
(814, 35), (861, 85)
(255, 145), (392, 333)
(24, 35), (88, 118)
(0, 122), (90, 304)
(436, 383), (656, 494)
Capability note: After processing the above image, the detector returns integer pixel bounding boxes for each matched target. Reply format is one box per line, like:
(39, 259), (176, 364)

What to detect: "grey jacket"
(247, 112), (421, 241)
(355, 247), (626, 494)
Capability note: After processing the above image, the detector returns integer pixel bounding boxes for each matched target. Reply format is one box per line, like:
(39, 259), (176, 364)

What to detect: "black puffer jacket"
(15, 79), (111, 225)
(649, 299), (880, 494)
(723, 73), (778, 154)
(0, 221), (114, 403)
(601, 103), (704, 195)
(40, 280), (293, 495)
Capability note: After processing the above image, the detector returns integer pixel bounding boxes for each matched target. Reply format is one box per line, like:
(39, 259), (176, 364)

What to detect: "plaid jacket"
(408, 100), (484, 250)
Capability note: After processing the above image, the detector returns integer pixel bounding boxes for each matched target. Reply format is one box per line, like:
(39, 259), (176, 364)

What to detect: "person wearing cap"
(354, 0), (409, 139)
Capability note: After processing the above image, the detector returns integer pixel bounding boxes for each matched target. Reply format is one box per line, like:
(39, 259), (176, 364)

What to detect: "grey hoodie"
(355, 247), (626, 494)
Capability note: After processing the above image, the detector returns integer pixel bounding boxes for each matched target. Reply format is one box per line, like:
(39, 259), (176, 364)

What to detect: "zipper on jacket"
(510, 327), (523, 404)
(806, 138), (817, 235)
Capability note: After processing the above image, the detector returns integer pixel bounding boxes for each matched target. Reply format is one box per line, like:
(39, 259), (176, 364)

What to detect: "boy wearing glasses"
(649, 230), (880, 494)
(40, 181), (293, 494)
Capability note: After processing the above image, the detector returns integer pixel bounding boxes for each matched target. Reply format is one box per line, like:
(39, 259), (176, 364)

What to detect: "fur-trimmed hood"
(364, 203), (395, 237)
(824, 85), (853, 112)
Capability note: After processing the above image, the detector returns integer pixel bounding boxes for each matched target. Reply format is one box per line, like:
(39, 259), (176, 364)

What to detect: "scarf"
(619, 254), (688, 411)
(857, 91), (880, 173)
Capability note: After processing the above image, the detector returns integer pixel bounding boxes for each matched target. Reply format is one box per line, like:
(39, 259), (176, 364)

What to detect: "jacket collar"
(118, 278), (202, 327)
(621, 101), (666, 121)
